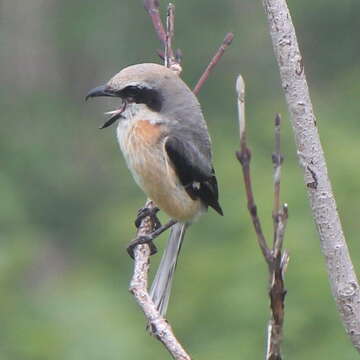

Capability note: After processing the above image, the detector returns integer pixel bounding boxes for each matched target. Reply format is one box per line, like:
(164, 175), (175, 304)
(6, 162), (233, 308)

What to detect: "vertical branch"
(235, 76), (272, 265)
(261, 0), (360, 352)
(272, 114), (282, 245)
(237, 75), (246, 150)
(266, 116), (289, 360)
(235, 76), (289, 360)
(144, 0), (181, 74)
(164, 3), (175, 68)
(266, 245), (289, 360)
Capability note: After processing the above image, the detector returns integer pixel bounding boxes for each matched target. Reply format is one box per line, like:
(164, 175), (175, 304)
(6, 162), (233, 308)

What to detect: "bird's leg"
(127, 219), (178, 259)
(147, 218), (177, 239)
(135, 205), (161, 230)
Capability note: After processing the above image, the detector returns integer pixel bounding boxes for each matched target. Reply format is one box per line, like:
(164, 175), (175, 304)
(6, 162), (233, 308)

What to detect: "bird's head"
(86, 63), (194, 129)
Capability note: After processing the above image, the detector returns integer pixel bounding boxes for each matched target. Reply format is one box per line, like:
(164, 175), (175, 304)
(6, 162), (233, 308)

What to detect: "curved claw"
(127, 235), (158, 259)
(135, 206), (161, 229)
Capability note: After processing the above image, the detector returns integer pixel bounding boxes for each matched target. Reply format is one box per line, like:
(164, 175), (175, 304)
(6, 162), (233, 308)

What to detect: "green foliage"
(1, 0), (359, 358)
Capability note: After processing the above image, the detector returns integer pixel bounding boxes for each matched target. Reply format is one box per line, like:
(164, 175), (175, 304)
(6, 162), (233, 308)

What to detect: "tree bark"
(261, 0), (360, 352)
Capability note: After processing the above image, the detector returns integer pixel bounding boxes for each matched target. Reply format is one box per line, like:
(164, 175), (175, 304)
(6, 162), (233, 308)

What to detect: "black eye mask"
(121, 86), (162, 112)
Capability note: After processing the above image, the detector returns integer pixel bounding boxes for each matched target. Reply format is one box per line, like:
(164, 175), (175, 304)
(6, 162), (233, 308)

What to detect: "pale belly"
(117, 119), (204, 222)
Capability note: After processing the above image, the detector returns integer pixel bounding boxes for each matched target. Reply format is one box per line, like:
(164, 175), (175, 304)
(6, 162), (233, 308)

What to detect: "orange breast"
(119, 119), (203, 221)
(121, 119), (166, 188)
(132, 120), (163, 146)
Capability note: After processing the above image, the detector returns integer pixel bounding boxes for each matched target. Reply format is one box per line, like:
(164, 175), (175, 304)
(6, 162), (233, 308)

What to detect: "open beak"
(85, 84), (126, 129)
(100, 102), (127, 129)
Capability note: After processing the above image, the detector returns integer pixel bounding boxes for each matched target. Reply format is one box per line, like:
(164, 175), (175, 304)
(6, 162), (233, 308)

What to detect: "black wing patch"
(165, 136), (223, 216)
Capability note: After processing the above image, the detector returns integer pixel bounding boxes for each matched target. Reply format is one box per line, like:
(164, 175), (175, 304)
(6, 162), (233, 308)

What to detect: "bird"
(86, 63), (223, 316)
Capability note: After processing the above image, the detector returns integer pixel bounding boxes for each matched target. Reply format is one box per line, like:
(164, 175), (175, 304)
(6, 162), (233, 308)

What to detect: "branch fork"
(236, 75), (289, 360)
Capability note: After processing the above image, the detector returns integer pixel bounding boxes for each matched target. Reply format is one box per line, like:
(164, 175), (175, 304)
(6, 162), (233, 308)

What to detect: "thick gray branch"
(261, 0), (360, 351)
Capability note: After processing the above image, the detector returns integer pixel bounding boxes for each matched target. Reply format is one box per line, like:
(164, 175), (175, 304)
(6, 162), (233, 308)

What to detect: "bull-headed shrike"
(86, 63), (223, 316)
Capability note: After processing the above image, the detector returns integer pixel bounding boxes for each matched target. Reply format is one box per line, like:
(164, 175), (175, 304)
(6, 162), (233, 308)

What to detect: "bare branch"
(236, 75), (246, 150)
(261, 0), (360, 351)
(144, 0), (167, 49)
(235, 76), (289, 359)
(266, 206), (288, 360)
(266, 249), (288, 360)
(266, 115), (288, 360)
(165, 4), (182, 75)
(235, 75), (272, 266)
(272, 113), (283, 245)
(193, 32), (234, 95)
(164, 3), (175, 68)
(129, 201), (191, 360)
(273, 204), (288, 257)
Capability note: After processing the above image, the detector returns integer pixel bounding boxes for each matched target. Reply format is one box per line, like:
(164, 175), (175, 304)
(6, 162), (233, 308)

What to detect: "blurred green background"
(1, 0), (360, 359)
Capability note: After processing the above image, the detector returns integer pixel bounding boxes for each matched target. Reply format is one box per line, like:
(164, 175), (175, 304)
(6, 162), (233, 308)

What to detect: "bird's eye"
(121, 86), (140, 99)
(121, 85), (162, 112)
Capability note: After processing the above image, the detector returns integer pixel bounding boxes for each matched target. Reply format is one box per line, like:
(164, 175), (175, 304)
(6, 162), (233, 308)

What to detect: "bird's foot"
(127, 234), (157, 259)
(135, 205), (161, 230)
(127, 219), (178, 260)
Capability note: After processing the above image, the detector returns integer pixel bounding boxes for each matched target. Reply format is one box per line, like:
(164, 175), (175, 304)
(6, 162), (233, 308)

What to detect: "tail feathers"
(150, 222), (188, 317)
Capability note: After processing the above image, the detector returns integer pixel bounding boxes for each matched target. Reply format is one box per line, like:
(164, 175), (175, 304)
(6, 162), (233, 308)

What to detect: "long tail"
(150, 222), (188, 317)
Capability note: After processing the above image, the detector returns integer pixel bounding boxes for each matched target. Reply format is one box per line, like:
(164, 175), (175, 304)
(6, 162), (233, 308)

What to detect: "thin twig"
(129, 201), (191, 360)
(262, 0), (360, 352)
(273, 204), (288, 258)
(237, 75), (246, 150)
(235, 76), (289, 360)
(272, 113), (282, 246)
(193, 32), (234, 95)
(164, 3), (175, 68)
(144, 0), (181, 73)
(266, 207), (288, 360)
(267, 115), (289, 360)
(144, 0), (167, 49)
(235, 75), (272, 266)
